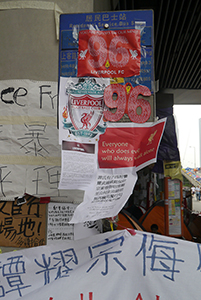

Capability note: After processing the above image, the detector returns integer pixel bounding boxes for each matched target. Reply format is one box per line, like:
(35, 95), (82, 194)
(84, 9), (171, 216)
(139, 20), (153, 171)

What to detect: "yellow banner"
(164, 160), (183, 181)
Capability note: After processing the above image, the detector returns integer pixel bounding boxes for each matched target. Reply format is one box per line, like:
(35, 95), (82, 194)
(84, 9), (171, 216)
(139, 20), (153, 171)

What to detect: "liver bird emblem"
(147, 130), (157, 145)
(81, 110), (94, 129)
(129, 49), (138, 59)
(79, 49), (88, 60)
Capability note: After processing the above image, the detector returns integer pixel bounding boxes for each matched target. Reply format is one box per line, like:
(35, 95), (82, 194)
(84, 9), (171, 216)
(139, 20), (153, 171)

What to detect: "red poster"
(98, 120), (166, 169)
(77, 29), (141, 78)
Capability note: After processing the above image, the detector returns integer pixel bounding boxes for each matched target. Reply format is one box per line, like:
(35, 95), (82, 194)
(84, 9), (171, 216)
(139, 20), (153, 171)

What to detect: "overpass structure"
(182, 169), (201, 187)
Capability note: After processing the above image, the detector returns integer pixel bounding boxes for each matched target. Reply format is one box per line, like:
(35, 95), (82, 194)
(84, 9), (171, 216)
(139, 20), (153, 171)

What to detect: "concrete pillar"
(0, 0), (97, 81)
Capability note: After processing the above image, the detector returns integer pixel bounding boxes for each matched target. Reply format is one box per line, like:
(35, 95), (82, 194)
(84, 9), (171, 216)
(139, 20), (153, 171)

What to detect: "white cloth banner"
(0, 79), (83, 202)
(0, 79), (59, 199)
(0, 230), (200, 299)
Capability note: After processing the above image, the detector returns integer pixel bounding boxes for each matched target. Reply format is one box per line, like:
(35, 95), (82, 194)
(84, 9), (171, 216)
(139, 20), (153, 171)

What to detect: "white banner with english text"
(0, 79), (84, 203)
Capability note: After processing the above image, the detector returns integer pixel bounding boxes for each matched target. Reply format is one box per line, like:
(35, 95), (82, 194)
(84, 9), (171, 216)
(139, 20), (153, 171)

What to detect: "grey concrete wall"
(0, 0), (113, 253)
(0, 0), (98, 81)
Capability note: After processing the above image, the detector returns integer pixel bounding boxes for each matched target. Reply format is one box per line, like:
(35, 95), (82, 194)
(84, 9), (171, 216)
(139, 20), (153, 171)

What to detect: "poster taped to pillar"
(47, 202), (76, 243)
(47, 202), (102, 242)
(59, 77), (166, 222)
(77, 29), (141, 78)
(0, 230), (201, 300)
(58, 11), (164, 223)
(0, 194), (46, 248)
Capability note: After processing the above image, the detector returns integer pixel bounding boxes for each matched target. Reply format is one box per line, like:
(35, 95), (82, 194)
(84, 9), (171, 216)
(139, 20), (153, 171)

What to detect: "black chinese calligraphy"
(0, 166), (12, 197)
(18, 122), (49, 157)
(32, 166), (61, 196)
(0, 195), (46, 248)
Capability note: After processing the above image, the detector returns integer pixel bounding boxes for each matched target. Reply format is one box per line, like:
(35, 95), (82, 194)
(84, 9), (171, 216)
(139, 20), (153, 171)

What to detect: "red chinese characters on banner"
(98, 120), (166, 169)
(77, 29), (141, 78)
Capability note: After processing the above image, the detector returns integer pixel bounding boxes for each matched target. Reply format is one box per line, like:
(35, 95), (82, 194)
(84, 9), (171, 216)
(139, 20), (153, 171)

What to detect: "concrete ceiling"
(113, 0), (201, 105)
(162, 89), (201, 105)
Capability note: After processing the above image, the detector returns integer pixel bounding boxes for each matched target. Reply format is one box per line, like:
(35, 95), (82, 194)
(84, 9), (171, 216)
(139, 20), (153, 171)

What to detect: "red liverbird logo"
(81, 111), (94, 129)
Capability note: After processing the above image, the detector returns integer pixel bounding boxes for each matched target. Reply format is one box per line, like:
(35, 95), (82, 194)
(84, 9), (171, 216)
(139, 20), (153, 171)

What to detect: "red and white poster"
(77, 29), (141, 78)
(59, 77), (166, 223)
(98, 119), (166, 170)
(68, 119), (166, 223)
(59, 21), (162, 223)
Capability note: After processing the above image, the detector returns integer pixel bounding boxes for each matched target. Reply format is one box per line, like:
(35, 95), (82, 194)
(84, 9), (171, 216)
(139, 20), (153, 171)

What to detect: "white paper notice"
(69, 167), (138, 223)
(59, 139), (98, 190)
(47, 202), (77, 243)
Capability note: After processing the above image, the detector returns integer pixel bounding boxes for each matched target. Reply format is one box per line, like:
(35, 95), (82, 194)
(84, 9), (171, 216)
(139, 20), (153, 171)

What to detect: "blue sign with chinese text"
(59, 10), (154, 93)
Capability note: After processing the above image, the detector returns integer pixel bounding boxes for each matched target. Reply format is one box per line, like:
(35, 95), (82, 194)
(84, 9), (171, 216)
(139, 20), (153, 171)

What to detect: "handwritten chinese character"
(35, 248), (78, 285)
(135, 234), (184, 281)
(0, 166), (12, 197)
(18, 217), (37, 238)
(18, 122), (49, 157)
(0, 202), (9, 216)
(46, 166), (61, 196)
(51, 249), (78, 279)
(0, 217), (17, 241)
(0, 255), (31, 297)
(32, 166), (47, 195)
(87, 236), (126, 275)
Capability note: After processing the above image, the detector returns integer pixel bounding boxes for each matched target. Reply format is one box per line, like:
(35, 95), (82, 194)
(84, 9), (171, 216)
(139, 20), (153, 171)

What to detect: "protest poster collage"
(0, 10), (165, 249)
(0, 9), (195, 300)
